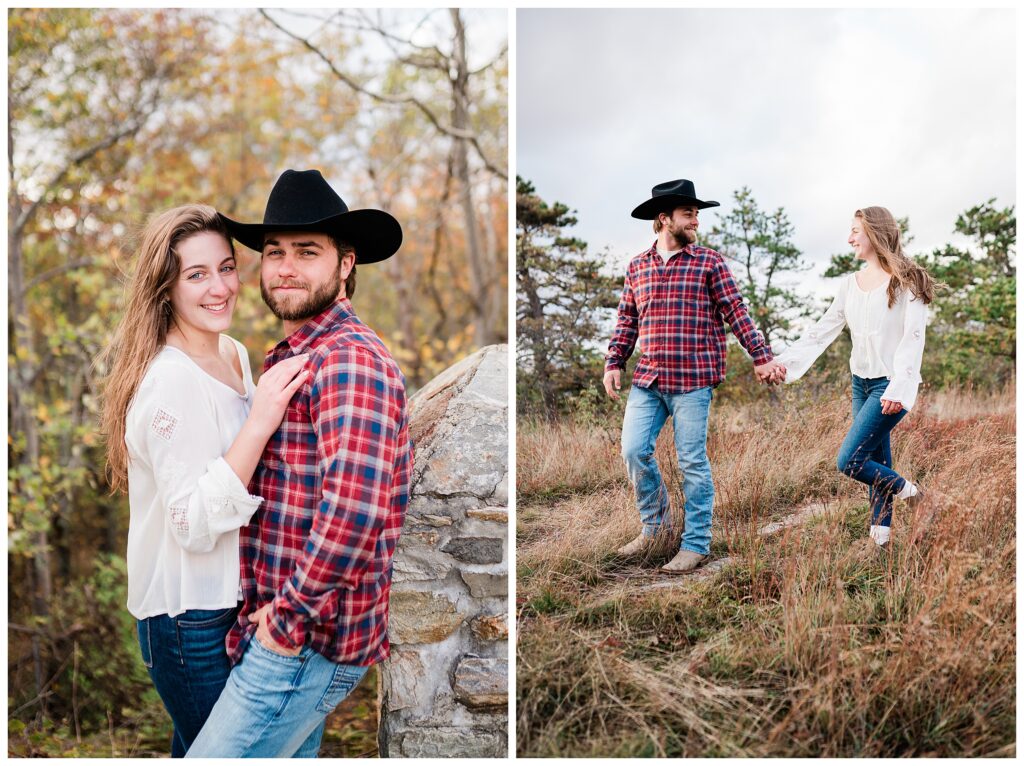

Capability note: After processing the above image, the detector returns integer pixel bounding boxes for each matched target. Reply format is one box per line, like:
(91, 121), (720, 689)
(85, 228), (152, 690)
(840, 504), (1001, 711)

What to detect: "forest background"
(7, 7), (507, 756)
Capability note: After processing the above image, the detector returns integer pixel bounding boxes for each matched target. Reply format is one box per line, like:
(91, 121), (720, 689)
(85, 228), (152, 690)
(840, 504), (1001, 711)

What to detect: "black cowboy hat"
(218, 169), (402, 263)
(630, 179), (720, 220)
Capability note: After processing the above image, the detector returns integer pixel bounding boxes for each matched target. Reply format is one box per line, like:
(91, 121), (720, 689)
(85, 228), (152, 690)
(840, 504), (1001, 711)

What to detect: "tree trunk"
(8, 114), (51, 618)
(482, 177), (505, 342)
(9, 112), (51, 710)
(369, 162), (423, 386)
(449, 9), (492, 350)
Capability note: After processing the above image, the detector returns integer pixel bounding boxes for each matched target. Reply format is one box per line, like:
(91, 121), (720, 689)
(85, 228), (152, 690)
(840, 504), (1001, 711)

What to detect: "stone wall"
(378, 344), (508, 758)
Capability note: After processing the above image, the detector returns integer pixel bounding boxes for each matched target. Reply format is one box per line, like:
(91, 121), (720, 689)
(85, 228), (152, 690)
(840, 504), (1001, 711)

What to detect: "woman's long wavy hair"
(856, 206), (940, 307)
(98, 205), (233, 493)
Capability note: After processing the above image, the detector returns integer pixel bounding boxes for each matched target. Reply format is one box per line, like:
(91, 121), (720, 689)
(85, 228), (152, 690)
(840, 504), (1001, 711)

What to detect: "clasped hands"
(752, 361), (904, 413)
(754, 360), (786, 385)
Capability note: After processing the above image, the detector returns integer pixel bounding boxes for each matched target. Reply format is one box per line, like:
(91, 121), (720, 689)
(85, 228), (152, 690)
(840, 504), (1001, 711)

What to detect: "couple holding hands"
(603, 179), (939, 573)
(99, 169), (411, 757)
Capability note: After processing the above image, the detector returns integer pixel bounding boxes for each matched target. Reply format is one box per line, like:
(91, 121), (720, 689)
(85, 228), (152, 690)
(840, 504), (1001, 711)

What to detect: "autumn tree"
(8, 11), (216, 709)
(257, 8), (508, 358)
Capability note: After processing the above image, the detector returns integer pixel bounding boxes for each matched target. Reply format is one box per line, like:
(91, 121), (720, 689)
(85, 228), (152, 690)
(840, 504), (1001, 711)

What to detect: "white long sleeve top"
(125, 336), (262, 619)
(775, 273), (929, 409)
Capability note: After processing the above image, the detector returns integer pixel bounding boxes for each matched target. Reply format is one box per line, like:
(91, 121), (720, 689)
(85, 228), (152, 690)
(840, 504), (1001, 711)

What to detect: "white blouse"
(125, 336), (262, 620)
(775, 273), (929, 409)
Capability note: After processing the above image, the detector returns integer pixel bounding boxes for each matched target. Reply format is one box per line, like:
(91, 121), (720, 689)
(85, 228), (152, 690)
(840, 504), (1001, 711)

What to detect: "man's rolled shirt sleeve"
(265, 346), (398, 649)
(606, 271), (639, 371)
(708, 257), (773, 365)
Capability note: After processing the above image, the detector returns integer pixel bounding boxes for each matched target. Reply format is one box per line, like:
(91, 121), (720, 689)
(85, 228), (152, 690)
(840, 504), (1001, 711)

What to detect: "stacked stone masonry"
(378, 344), (508, 758)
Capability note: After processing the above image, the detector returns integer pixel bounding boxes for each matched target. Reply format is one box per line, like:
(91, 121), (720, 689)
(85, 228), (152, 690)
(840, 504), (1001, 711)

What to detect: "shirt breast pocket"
(634, 281), (654, 313)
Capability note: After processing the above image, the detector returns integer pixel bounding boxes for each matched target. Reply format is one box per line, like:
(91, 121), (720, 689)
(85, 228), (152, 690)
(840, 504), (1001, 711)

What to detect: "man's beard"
(667, 222), (697, 247)
(260, 267), (341, 322)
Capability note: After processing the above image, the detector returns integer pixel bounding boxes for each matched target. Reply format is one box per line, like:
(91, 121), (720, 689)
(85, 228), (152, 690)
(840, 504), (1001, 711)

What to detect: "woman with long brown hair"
(99, 204), (307, 756)
(774, 206), (941, 556)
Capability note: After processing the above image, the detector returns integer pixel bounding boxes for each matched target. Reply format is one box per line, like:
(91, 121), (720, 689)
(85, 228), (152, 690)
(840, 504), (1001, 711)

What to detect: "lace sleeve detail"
(170, 504), (189, 534)
(151, 407), (180, 442)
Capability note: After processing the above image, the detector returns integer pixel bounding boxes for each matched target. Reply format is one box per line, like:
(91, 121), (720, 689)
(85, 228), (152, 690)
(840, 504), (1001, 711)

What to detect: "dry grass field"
(516, 385), (1015, 757)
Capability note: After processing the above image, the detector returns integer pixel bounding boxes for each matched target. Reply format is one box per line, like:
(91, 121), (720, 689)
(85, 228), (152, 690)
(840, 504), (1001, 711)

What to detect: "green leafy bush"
(9, 554), (163, 732)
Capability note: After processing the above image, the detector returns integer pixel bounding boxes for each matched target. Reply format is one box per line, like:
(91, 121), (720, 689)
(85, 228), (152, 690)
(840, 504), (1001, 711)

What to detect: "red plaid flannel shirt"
(227, 299), (411, 666)
(605, 243), (773, 392)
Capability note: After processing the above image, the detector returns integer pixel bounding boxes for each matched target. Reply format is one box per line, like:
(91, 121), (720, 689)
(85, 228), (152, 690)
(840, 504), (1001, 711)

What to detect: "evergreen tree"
(516, 178), (619, 420)
(922, 200), (1015, 380)
(704, 187), (810, 345)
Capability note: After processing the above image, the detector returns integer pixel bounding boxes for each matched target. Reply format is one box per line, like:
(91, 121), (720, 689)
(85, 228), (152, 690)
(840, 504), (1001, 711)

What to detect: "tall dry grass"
(516, 387), (1015, 757)
(517, 420), (623, 500)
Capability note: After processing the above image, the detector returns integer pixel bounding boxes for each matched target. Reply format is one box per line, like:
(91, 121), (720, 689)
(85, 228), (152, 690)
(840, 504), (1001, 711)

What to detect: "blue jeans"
(185, 635), (368, 758)
(837, 375), (909, 527)
(621, 383), (714, 555)
(136, 606), (239, 757)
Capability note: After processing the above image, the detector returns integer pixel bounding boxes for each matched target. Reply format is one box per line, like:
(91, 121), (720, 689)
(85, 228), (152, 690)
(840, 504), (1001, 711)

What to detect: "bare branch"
(9, 651), (75, 717)
(259, 9), (507, 180)
(397, 52), (449, 73)
(258, 9), (460, 133)
(470, 43), (508, 76)
(12, 114), (150, 239)
(427, 149), (455, 337)
(265, 8), (345, 27)
(350, 8), (446, 59)
(464, 137), (505, 181)
(23, 258), (96, 294)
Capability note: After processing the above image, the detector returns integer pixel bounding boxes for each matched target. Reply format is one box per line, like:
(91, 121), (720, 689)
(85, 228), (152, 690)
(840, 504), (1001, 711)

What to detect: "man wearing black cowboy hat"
(604, 179), (784, 574)
(187, 169), (412, 757)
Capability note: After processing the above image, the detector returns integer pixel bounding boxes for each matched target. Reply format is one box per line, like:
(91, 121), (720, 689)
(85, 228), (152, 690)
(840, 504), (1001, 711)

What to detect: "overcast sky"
(517, 8), (1016, 298)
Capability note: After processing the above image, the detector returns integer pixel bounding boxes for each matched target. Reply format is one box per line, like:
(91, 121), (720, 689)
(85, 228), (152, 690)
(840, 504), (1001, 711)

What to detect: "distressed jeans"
(837, 375), (909, 527)
(185, 635), (368, 758)
(621, 383), (714, 555)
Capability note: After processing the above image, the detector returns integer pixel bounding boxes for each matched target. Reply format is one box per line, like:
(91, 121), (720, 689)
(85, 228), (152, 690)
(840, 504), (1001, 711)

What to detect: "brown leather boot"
(660, 549), (709, 574)
(616, 533), (655, 556)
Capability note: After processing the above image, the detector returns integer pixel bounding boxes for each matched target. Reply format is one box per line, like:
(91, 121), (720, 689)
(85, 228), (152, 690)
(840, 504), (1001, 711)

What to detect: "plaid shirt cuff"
(751, 346), (774, 366)
(266, 597), (307, 650)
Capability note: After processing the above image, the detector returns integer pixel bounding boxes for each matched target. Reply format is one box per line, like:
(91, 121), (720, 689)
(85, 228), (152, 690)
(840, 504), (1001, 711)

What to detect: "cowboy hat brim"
(631, 195), (720, 220)
(218, 209), (402, 264)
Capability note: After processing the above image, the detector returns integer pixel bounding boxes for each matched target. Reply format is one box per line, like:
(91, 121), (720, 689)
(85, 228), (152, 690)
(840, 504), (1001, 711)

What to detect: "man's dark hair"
(328, 234), (357, 299)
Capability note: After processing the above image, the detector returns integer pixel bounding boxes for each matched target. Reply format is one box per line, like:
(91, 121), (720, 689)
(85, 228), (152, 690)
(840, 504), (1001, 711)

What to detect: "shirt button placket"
(653, 271), (665, 361)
